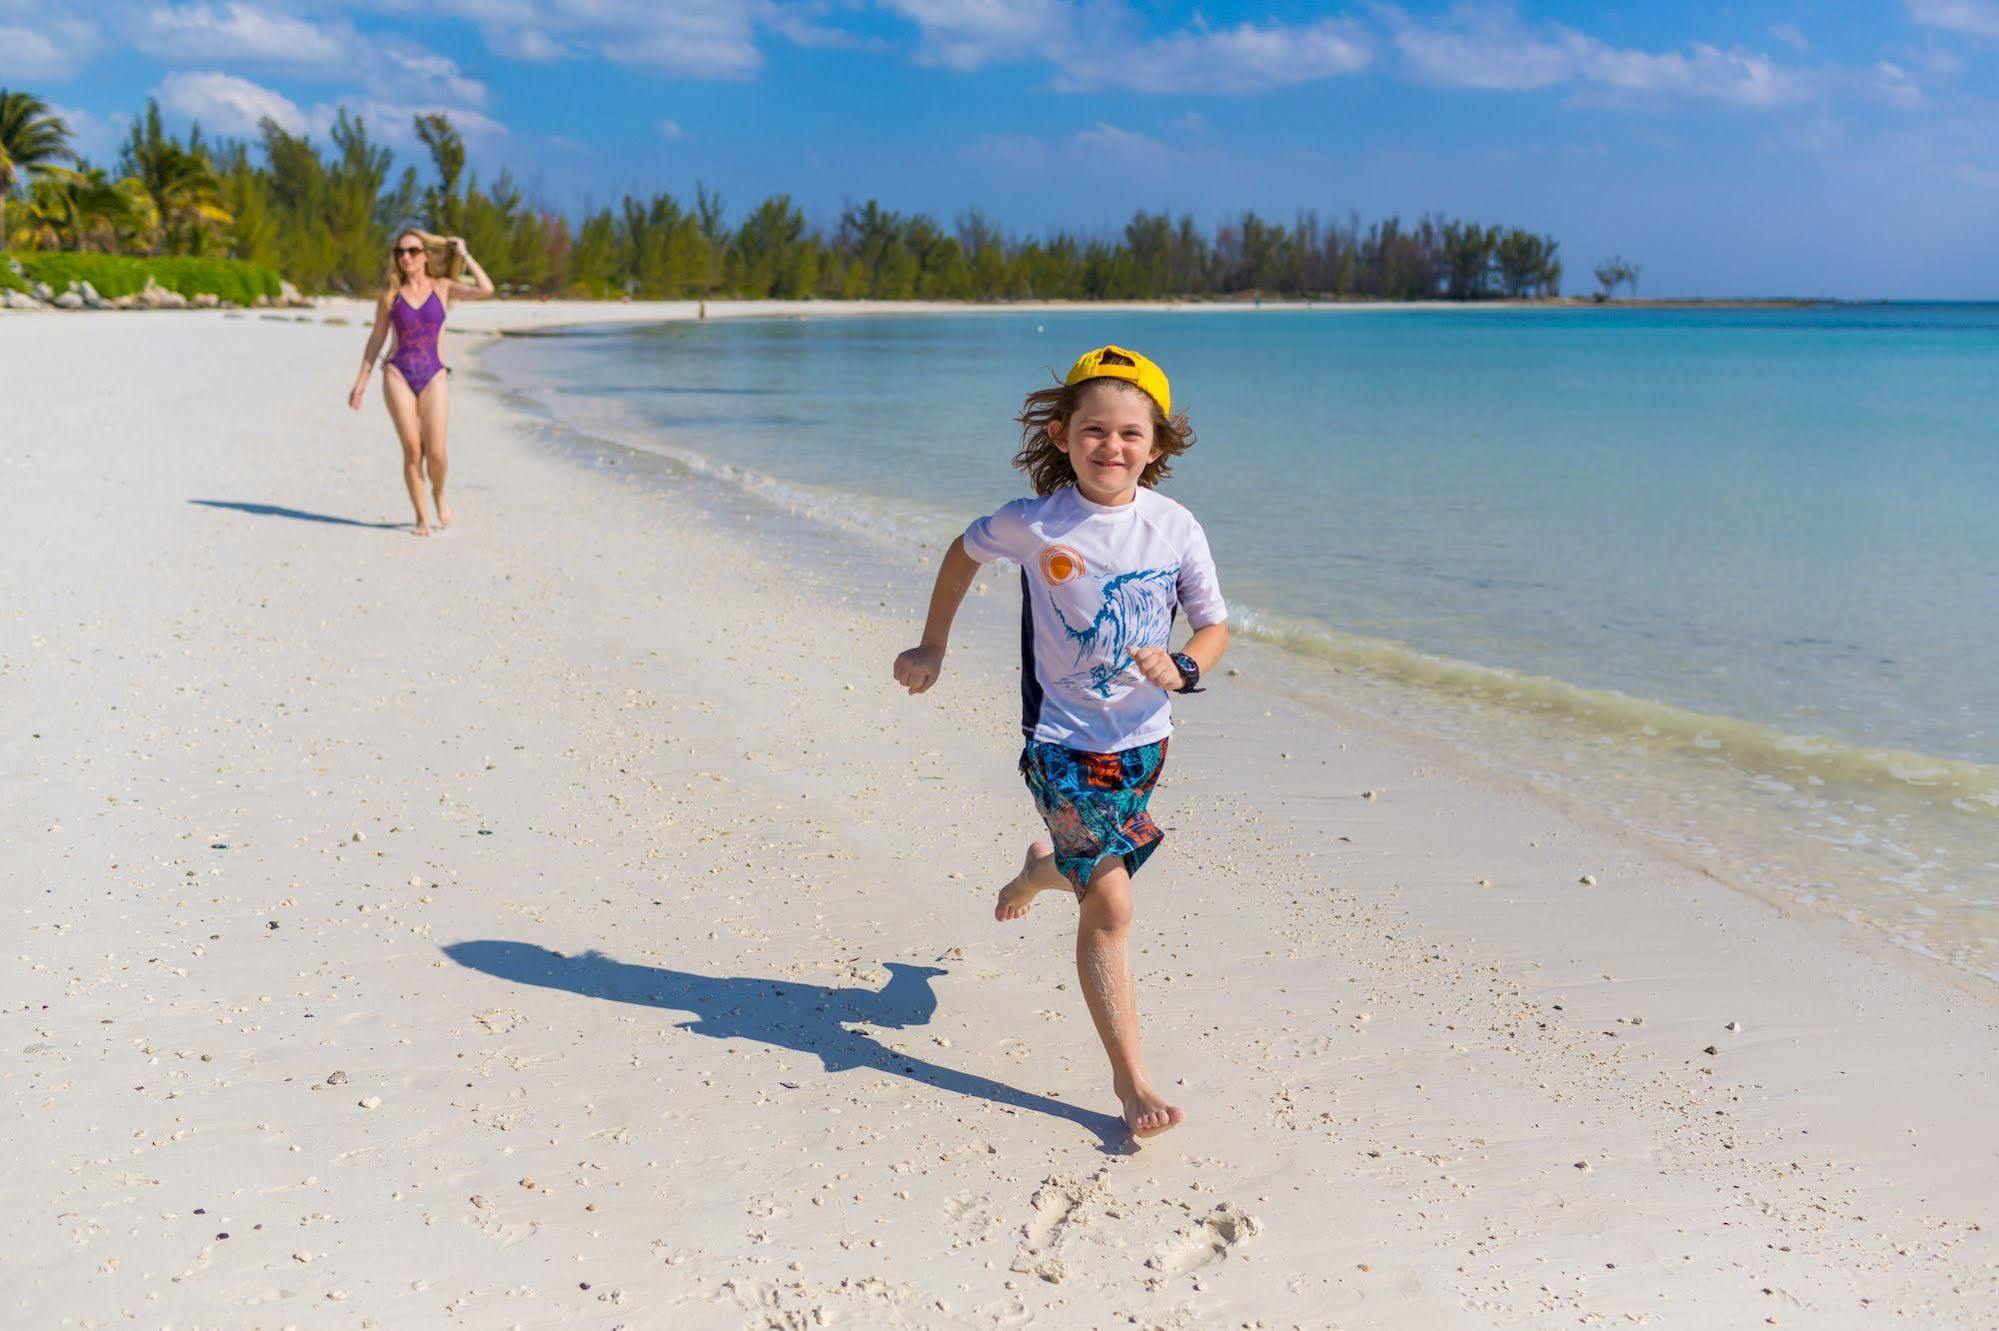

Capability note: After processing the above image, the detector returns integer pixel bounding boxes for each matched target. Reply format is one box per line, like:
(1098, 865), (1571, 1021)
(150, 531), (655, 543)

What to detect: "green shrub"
(0, 252), (285, 304)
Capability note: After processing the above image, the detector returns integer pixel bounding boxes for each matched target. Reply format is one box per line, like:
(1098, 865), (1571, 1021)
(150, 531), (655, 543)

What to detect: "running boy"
(892, 346), (1228, 1140)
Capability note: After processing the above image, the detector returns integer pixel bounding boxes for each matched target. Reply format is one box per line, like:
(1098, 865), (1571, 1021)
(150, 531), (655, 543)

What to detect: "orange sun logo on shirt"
(1039, 545), (1085, 585)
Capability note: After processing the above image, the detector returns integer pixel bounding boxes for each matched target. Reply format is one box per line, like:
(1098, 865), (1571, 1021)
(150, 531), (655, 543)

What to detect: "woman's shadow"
(443, 940), (1128, 1152)
(188, 499), (404, 529)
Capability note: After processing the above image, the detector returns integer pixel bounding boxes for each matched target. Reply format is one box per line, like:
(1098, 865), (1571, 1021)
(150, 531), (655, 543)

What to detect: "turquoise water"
(488, 305), (1999, 980)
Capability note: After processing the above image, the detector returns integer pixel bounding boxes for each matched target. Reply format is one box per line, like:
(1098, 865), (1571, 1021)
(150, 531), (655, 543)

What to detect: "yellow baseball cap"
(1065, 345), (1170, 416)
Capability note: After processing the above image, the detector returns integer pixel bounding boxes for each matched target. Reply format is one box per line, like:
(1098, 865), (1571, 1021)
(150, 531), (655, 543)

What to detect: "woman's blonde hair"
(1013, 365), (1195, 497)
(384, 228), (465, 291)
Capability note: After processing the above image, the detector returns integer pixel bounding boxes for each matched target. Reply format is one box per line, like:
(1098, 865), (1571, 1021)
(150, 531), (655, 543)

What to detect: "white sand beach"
(3, 306), (1995, 1329)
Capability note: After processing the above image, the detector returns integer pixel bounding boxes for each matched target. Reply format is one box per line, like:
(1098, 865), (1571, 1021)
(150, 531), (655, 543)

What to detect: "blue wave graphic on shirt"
(1049, 567), (1179, 698)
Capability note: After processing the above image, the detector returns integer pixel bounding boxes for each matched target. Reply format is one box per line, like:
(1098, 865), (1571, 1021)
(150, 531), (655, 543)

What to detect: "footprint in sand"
(1011, 1173), (1101, 1285)
(1146, 1202), (1262, 1282)
(474, 1007), (523, 1035)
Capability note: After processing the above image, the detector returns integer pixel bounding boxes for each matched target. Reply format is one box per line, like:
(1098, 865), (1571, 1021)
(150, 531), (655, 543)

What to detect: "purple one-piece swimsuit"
(386, 289), (446, 394)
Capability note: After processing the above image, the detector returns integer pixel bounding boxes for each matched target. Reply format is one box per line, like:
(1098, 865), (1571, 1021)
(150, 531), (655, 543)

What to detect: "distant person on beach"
(347, 229), (495, 536)
(893, 346), (1229, 1141)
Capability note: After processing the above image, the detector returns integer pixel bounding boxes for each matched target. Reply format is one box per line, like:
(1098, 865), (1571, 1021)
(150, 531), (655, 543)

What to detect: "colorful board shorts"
(1019, 738), (1168, 895)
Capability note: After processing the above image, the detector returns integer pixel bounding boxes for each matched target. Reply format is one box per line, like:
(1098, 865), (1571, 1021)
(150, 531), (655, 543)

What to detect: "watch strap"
(1170, 651), (1204, 694)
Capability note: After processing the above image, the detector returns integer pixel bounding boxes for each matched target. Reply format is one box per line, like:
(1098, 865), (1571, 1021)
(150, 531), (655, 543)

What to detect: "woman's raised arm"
(447, 237), (497, 302)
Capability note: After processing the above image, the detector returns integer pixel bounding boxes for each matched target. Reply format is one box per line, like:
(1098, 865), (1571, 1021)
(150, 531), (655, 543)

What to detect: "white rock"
(79, 280), (109, 309)
(52, 291), (83, 310)
(2, 289), (45, 310)
(140, 277), (188, 309)
(358, 1095), (383, 1110)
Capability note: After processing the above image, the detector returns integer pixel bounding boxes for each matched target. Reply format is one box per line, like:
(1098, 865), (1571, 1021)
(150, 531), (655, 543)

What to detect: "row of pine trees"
(2, 90), (1566, 302)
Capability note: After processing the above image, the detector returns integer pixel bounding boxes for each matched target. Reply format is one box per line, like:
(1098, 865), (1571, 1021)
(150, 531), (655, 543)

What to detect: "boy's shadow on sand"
(444, 940), (1128, 1153)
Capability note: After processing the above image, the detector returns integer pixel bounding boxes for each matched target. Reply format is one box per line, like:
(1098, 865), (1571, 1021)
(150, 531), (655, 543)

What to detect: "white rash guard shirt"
(961, 485), (1228, 753)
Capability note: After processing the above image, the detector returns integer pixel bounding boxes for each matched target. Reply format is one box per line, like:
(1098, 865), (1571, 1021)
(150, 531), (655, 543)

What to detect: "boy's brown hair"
(1013, 356), (1196, 497)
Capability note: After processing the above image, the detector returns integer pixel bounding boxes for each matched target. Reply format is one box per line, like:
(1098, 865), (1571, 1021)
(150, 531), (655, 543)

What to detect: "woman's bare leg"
(417, 376), (450, 527)
(382, 368), (433, 535)
(1074, 861), (1183, 1139)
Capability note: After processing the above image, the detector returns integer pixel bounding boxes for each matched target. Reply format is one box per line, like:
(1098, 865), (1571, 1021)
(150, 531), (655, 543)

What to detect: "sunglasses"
(395, 245), (425, 256)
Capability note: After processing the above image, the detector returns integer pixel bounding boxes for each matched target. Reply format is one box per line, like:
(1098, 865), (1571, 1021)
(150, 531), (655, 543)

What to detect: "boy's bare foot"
(435, 497), (453, 527)
(1116, 1077), (1186, 1140)
(995, 839), (1065, 920)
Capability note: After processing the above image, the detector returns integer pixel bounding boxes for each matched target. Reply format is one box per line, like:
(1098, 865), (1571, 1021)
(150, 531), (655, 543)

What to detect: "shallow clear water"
(487, 304), (1999, 981)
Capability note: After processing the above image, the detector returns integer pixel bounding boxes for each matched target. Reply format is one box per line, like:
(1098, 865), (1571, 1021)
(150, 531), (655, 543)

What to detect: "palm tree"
(0, 89), (75, 244)
(9, 163), (153, 252)
(121, 100), (232, 255)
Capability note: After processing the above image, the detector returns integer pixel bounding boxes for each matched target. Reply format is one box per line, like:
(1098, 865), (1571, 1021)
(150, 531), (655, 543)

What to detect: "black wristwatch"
(1170, 652), (1204, 694)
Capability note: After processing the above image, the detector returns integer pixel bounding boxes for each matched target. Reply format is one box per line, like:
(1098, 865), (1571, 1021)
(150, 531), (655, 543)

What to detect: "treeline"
(3, 90), (1565, 301)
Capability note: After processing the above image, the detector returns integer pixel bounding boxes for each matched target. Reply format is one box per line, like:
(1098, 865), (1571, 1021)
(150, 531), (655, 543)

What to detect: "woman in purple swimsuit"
(348, 230), (495, 535)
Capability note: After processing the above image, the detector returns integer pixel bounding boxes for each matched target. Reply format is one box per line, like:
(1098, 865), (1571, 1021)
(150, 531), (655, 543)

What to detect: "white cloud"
(1922, 45), (1967, 73)
(378, 42), (489, 108)
(1054, 18), (1373, 94)
(768, 7), (884, 52)
(353, 100), (507, 146)
(880, 0), (1070, 70)
(139, 3), (349, 66)
(1906, 0), (1999, 38)
(1572, 40), (1810, 107)
(971, 132), (1048, 170)
(152, 69), (506, 146)
(1176, 110), (1208, 132)
(1873, 60), (1925, 107)
(157, 69), (310, 135)
(1391, 5), (1569, 89)
(135, 10), (497, 147)
(1072, 121), (1166, 168)
(660, 119), (684, 140)
(882, 1), (1369, 92)
(483, 26), (566, 61)
(1387, 5), (1812, 107)
(412, 0), (764, 77)
(1769, 21), (1808, 54)
(607, 22), (761, 77)
(0, 16), (99, 80)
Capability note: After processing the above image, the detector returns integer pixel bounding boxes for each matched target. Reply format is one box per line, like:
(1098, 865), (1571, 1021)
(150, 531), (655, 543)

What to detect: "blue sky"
(7, 1), (1999, 297)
